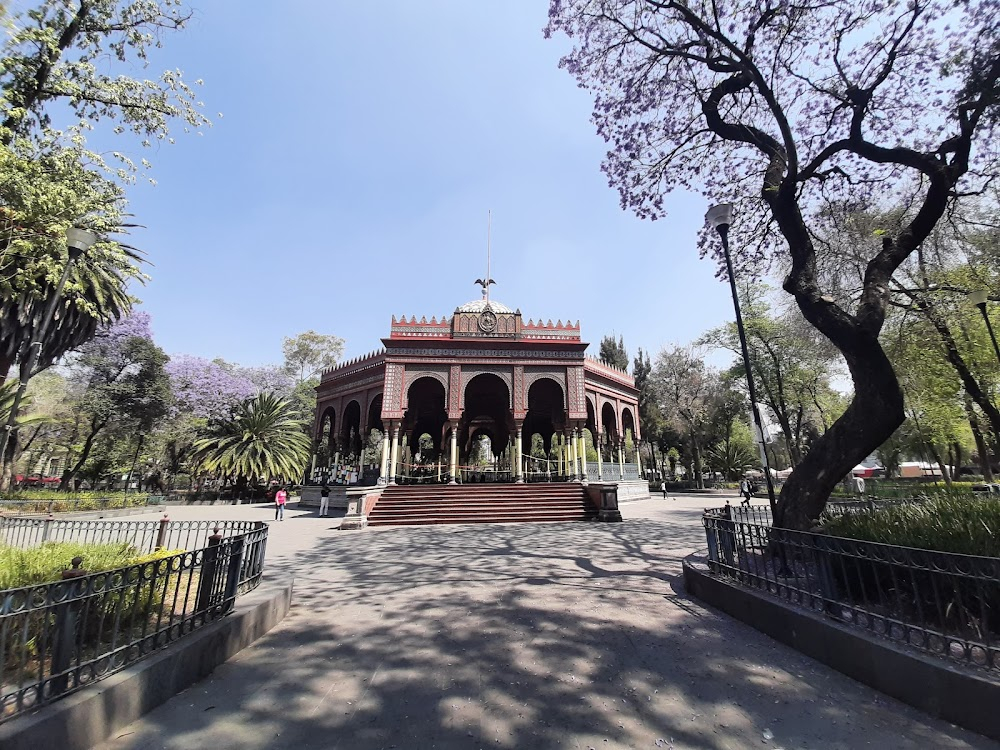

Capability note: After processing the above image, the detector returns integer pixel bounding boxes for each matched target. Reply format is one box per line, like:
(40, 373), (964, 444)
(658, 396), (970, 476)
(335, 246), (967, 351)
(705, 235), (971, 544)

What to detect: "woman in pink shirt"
(274, 486), (287, 521)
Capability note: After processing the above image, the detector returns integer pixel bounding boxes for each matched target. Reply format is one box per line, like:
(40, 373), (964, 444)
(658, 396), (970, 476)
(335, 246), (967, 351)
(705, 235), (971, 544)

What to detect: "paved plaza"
(94, 495), (998, 750)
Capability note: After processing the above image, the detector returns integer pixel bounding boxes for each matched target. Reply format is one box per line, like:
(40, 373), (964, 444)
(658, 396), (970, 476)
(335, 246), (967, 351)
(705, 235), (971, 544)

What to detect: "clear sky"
(100, 0), (741, 370)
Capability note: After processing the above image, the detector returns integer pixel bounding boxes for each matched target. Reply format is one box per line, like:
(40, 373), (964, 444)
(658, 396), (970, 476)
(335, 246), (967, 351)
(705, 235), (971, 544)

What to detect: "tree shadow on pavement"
(97, 517), (999, 750)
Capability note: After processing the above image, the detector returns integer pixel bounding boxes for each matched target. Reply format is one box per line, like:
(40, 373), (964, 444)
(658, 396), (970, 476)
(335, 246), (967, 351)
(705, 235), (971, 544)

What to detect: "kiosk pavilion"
(310, 287), (645, 525)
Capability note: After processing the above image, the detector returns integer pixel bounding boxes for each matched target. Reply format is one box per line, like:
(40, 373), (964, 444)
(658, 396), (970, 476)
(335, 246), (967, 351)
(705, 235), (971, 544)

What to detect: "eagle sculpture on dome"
(474, 277), (495, 298)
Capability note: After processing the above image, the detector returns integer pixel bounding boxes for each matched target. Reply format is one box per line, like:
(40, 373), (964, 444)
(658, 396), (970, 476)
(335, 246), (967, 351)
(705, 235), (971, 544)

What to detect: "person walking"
(739, 477), (753, 506)
(661, 481), (668, 500)
(319, 483), (330, 517)
(274, 485), (287, 521)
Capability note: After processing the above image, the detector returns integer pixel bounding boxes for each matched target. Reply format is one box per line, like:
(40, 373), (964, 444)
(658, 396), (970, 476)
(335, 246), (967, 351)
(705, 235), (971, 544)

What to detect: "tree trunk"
(775, 332), (903, 530)
(60, 418), (107, 490)
(967, 399), (994, 481)
(692, 439), (704, 490)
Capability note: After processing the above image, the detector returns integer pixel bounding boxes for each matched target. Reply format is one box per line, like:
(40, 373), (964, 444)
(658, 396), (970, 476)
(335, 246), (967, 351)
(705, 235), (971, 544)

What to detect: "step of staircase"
(367, 483), (598, 527)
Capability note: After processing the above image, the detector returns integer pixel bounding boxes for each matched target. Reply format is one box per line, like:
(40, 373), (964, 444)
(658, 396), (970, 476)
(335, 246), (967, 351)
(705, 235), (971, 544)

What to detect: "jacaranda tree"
(547, 0), (1000, 529)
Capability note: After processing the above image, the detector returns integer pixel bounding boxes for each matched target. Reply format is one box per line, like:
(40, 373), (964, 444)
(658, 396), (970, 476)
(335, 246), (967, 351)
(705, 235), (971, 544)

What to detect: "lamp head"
(705, 203), (734, 231)
(66, 227), (98, 260)
(969, 289), (990, 307)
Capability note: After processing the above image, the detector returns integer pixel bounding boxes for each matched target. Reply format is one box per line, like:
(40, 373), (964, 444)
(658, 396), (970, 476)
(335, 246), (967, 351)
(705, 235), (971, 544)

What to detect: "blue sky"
(99, 1), (740, 369)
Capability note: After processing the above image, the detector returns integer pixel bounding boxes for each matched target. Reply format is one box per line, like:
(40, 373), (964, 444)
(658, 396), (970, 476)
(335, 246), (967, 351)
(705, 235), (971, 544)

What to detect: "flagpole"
(486, 209), (492, 303)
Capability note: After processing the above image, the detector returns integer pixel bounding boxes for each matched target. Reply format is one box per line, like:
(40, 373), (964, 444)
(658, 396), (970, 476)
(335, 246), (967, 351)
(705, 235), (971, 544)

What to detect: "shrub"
(0, 490), (152, 513)
(820, 496), (1000, 557)
(0, 542), (179, 590)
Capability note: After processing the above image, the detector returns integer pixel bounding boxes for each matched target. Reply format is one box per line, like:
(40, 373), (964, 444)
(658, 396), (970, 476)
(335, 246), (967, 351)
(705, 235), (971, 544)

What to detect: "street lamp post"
(705, 203), (778, 518)
(0, 228), (98, 464)
(969, 289), (1000, 366)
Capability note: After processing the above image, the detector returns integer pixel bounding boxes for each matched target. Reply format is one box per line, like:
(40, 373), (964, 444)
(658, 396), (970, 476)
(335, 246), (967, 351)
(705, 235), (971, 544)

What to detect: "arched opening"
(601, 402), (619, 462)
(318, 407), (336, 469)
(406, 378), (447, 459)
(524, 379), (564, 451)
(622, 407), (637, 463)
(365, 395), (384, 478)
(462, 374), (511, 481)
(340, 400), (362, 461)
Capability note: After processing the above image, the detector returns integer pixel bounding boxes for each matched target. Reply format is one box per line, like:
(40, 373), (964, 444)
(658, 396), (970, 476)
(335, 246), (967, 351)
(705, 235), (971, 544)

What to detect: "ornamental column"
(449, 423), (459, 484)
(567, 428), (578, 481)
(619, 439), (626, 478)
(388, 423), (401, 485)
(378, 428), (391, 484)
(556, 435), (564, 478)
(596, 430), (604, 481)
(578, 427), (588, 483)
(515, 423), (524, 483)
(401, 434), (409, 479)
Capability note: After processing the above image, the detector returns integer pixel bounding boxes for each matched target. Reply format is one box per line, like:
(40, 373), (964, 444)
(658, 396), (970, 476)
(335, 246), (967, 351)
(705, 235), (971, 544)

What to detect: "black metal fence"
(703, 505), (1000, 674)
(0, 517), (259, 552)
(0, 521), (268, 723)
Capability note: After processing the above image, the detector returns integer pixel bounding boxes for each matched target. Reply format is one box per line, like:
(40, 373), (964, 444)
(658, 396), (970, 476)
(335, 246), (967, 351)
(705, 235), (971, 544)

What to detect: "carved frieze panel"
(385, 346), (580, 360)
(513, 365), (525, 419)
(452, 311), (520, 338)
(382, 363), (405, 419)
(566, 366), (587, 420)
(448, 364), (461, 419)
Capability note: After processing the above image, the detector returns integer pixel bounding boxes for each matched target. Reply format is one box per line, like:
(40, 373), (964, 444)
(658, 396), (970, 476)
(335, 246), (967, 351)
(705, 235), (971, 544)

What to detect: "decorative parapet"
(584, 356), (635, 387)
(389, 315), (452, 339)
(319, 349), (385, 381)
(386, 312), (583, 342)
(521, 319), (581, 341)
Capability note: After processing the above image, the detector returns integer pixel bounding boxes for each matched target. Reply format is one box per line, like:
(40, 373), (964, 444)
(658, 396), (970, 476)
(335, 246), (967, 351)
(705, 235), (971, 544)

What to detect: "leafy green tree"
(0, 0), (209, 382)
(192, 393), (311, 491)
(702, 286), (840, 467)
(58, 313), (171, 489)
(599, 334), (629, 370)
(650, 347), (724, 489)
(282, 331), (345, 384)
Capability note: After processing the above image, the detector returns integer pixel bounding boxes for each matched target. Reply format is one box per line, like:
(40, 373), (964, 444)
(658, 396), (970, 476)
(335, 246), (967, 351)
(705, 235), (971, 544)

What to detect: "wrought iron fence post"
(720, 503), (736, 568)
(154, 513), (170, 551)
(221, 536), (245, 614)
(50, 557), (88, 696)
(196, 528), (224, 616)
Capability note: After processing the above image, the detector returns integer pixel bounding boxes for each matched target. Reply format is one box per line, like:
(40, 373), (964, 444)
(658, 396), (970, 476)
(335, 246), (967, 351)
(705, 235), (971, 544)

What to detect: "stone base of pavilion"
(611, 480), (650, 502)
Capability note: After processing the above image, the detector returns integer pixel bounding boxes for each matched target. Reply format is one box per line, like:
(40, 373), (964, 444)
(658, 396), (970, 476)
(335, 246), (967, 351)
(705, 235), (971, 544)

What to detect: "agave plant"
(192, 393), (311, 483)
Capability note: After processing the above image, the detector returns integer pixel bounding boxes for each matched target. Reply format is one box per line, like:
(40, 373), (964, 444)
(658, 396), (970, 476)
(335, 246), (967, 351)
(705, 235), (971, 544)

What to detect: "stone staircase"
(367, 483), (599, 527)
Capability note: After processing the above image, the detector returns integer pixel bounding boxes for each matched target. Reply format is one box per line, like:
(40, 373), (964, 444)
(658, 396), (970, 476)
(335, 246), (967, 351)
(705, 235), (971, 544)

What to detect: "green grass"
(820, 496), (1000, 557)
(0, 542), (180, 589)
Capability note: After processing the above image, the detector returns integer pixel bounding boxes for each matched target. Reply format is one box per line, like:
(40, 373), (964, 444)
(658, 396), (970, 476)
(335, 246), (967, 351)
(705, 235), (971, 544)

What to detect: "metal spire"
(474, 210), (496, 302)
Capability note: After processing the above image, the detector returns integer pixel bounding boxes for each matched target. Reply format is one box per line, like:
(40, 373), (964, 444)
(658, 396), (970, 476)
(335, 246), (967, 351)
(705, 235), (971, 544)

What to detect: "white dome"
(455, 299), (513, 314)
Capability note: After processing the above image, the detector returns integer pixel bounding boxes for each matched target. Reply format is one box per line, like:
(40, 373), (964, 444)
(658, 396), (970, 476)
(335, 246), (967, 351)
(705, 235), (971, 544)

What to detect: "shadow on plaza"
(108, 512), (998, 750)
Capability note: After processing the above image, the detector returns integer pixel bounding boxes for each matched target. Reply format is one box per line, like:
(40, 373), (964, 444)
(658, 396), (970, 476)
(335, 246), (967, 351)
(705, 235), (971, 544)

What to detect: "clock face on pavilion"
(478, 310), (498, 333)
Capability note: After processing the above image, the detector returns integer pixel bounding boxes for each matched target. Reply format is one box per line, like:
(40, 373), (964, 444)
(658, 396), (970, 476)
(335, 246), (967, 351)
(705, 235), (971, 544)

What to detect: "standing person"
(274, 486), (287, 521)
(661, 481), (668, 500)
(319, 482), (330, 517)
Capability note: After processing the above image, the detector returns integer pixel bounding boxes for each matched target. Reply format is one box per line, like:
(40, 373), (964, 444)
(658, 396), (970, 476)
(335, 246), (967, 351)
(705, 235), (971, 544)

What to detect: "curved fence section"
(703, 505), (1000, 675)
(0, 521), (268, 723)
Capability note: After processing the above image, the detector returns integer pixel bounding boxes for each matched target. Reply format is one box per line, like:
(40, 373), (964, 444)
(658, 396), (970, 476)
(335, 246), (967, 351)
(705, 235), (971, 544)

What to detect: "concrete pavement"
(93, 494), (999, 749)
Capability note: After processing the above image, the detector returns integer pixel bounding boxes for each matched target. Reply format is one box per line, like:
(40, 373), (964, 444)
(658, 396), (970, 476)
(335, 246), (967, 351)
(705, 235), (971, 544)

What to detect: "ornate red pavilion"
(313, 290), (642, 487)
